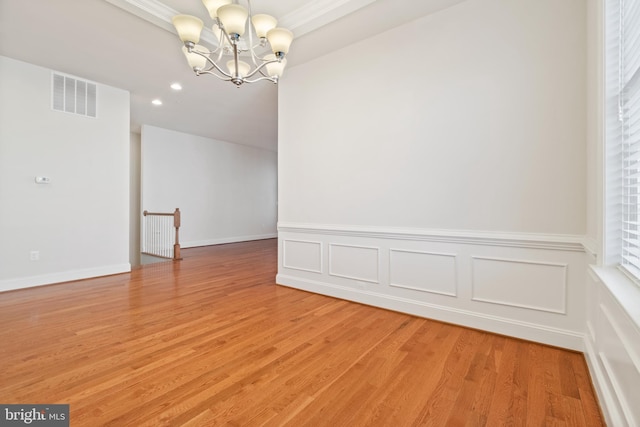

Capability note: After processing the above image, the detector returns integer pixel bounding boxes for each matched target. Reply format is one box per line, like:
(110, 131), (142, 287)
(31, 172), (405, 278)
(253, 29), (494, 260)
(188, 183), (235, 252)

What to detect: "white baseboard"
(277, 273), (585, 351)
(183, 233), (277, 248)
(0, 263), (131, 293)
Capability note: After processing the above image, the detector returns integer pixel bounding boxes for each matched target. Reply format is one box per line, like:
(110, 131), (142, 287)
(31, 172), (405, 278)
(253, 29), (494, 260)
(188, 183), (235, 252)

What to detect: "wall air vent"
(52, 73), (97, 118)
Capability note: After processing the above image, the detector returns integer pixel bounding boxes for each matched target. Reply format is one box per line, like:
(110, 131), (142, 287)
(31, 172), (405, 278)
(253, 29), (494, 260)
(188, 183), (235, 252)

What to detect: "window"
(607, 0), (640, 280)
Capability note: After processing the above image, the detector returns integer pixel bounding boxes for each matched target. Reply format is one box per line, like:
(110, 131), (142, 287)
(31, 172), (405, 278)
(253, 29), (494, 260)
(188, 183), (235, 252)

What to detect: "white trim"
(600, 303), (640, 375)
(278, 0), (376, 36)
(599, 351), (638, 426)
(587, 320), (596, 343)
(276, 273), (585, 351)
(582, 236), (598, 259)
(105, 0), (219, 46)
(470, 256), (568, 315)
(278, 222), (586, 252)
(388, 282), (457, 297)
(584, 335), (625, 427)
(590, 266), (640, 329)
(106, 0), (375, 42)
(388, 248), (458, 297)
(328, 243), (380, 284)
(282, 239), (323, 274)
(183, 233), (277, 248)
(0, 263), (131, 293)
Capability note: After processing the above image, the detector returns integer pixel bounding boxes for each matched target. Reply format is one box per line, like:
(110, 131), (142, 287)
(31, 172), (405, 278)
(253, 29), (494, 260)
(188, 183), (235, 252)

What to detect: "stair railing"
(142, 208), (182, 260)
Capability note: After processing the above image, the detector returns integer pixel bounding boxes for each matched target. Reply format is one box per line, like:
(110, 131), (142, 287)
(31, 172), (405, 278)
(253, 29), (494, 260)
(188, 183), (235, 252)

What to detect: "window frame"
(605, 0), (640, 284)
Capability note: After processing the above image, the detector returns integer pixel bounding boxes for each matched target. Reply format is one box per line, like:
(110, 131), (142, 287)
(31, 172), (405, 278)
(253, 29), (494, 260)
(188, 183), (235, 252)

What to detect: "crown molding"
(104, 0), (219, 46)
(278, 0), (376, 37)
(105, 0), (376, 40)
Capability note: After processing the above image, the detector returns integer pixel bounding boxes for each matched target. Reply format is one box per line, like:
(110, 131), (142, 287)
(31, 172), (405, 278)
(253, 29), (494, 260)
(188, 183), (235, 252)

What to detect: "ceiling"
(0, 0), (466, 152)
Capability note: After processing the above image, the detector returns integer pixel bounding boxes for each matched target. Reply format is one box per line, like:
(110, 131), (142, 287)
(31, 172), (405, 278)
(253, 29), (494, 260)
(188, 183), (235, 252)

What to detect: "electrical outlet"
(30, 250), (39, 261)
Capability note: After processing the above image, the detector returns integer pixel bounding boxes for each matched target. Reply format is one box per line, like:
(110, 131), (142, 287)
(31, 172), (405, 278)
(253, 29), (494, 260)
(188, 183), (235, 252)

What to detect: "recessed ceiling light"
(170, 83), (182, 91)
(152, 99), (162, 106)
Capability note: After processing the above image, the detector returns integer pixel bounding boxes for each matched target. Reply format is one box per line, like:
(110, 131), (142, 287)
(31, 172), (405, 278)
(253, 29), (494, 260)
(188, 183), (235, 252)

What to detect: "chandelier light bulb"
(172, 15), (204, 44)
(264, 54), (286, 78)
(227, 60), (251, 78)
(182, 45), (209, 71)
(201, 0), (232, 19)
(217, 4), (248, 36)
(266, 28), (294, 56)
(251, 14), (277, 39)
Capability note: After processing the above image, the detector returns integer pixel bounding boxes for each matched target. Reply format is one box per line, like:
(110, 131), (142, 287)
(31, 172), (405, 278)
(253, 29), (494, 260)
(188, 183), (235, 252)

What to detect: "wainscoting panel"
(471, 256), (567, 314)
(277, 223), (586, 350)
(282, 240), (323, 274)
(389, 249), (457, 296)
(329, 244), (379, 283)
(585, 267), (640, 427)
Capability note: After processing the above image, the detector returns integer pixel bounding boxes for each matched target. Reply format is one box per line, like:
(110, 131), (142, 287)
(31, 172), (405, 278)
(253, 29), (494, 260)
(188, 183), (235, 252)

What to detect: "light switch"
(35, 176), (51, 184)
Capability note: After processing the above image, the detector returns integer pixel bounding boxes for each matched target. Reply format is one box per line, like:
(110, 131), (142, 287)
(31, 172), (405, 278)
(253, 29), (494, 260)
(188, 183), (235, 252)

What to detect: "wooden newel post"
(173, 208), (182, 260)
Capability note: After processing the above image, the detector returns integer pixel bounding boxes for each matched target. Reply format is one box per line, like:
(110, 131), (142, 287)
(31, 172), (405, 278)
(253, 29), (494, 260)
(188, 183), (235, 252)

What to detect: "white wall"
(278, 0), (588, 350)
(0, 56), (130, 291)
(280, 0), (586, 234)
(141, 125), (277, 248)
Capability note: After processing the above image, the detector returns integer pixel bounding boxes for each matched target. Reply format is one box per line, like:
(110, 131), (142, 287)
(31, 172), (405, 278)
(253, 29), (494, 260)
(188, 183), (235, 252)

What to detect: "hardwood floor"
(0, 239), (604, 426)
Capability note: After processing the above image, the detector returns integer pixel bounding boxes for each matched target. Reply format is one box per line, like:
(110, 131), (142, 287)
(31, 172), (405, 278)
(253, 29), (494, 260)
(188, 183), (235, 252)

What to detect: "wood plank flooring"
(0, 239), (604, 426)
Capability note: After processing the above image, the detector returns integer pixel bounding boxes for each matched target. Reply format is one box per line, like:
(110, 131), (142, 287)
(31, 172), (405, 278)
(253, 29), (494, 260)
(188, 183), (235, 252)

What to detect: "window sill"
(590, 265), (640, 329)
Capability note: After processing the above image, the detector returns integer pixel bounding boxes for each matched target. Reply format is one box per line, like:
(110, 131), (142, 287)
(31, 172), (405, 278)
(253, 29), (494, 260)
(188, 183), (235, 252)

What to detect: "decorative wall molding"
(278, 0), (376, 36)
(584, 337), (626, 427)
(278, 222), (586, 252)
(598, 351), (638, 426)
(586, 267), (640, 427)
(328, 243), (379, 283)
(283, 239), (323, 274)
(389, 249), (457, 297)
(105, 0), (220, 46)
(590, 266), (640, 328)
(471, 256), (568, 314)
(600, 303), (640, 375)
(106, 0), (376, 41)
(0, 263), (131, 293)
(582, 236), (598, 259)
(278, 224), (587, 351)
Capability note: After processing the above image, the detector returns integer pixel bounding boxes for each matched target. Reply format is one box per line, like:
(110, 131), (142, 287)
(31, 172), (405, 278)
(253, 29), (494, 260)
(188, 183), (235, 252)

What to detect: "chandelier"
(172, 0), (294, 86)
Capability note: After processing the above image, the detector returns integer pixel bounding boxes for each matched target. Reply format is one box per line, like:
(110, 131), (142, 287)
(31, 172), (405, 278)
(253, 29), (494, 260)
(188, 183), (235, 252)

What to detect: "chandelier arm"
(211, 25), (227, 59)
(194, 50), (233, 79)
(243, 58), (279, 80)
(173, 0), (289, 86)
(243, 75), (278, 84)
(246, 0), (256, 60)
(248, 43), (272, 67)
(214, 16), (236, 49)
(249, 45), (261, 67)
(196, 70), (233, 82)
